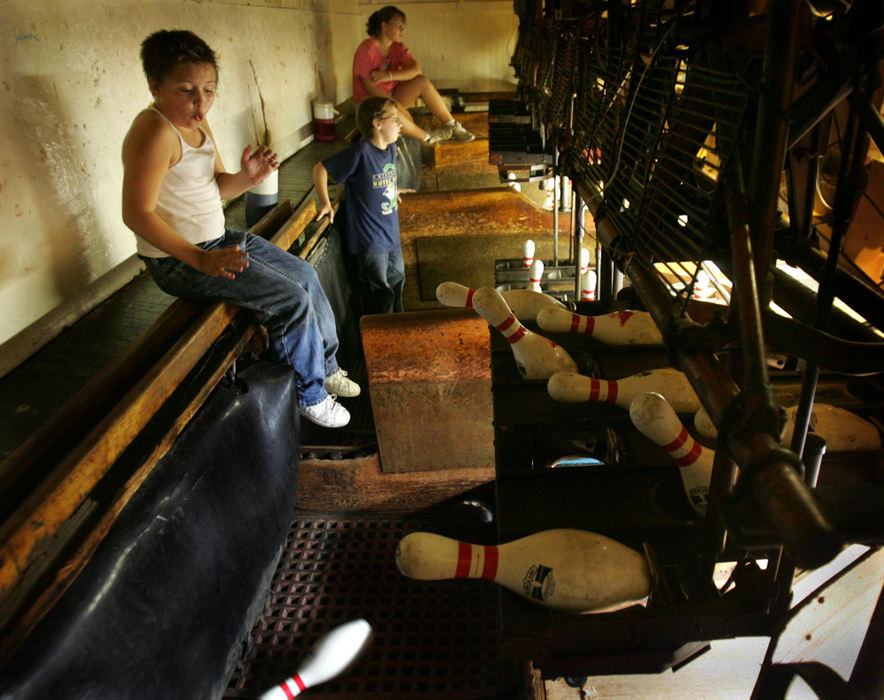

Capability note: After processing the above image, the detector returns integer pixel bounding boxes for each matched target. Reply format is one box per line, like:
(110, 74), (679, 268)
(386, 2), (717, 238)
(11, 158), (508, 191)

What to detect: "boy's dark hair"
(366, 6), (405, 36)
(140, 30), (219, 84)
(356, 97), (396, 138)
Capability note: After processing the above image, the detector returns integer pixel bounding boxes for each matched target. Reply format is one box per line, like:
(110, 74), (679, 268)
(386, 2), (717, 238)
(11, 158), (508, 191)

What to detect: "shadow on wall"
(2, 75), (104, 302)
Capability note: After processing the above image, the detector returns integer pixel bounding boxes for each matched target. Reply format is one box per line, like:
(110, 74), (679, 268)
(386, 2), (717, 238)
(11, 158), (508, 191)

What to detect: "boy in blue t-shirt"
(313, 96), (405, 314)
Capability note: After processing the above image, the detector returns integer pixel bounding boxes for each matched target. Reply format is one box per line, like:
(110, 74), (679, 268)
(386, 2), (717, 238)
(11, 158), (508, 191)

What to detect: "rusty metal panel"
(361, 309), (493, 473)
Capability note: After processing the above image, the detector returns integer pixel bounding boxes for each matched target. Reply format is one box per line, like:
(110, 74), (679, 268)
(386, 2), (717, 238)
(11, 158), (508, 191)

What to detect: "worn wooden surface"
(361, 309), (493, 473)
(297, 452), (495, 512)
(399, 188), (572, 310)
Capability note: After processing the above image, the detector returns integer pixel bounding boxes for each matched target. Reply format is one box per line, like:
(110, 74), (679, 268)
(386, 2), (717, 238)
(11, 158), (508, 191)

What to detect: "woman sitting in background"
(353, 5), (475, 144)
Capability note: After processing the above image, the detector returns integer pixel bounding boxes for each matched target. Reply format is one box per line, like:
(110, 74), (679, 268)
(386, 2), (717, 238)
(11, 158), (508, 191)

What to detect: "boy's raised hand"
(241, 144), (279, 185)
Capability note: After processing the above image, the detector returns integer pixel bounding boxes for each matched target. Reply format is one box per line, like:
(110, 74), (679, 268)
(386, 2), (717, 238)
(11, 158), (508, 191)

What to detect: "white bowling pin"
(629, 392), (712, 516)
(396, 529), (650, 614)
(694, 403), (882, 453)
(435, 281), (566, 322)
(579, 247), (590, 277)
(528, 259), (544, 292)
(259, 619), (373, 699)
(580, 270), (597, 302)
(472, 286), (578, 379)
(537, 308), (663, 345)
(547, 367), (701, 413)
(522, 239), (535, 268)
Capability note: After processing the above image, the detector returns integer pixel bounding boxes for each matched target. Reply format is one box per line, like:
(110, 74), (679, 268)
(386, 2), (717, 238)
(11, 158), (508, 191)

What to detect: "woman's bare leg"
(393, 75), (454, 124)
(393, 101), (428, 140)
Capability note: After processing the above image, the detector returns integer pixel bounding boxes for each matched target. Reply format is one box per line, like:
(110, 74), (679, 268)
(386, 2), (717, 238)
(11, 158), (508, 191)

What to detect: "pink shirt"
(352, 37), (416, 103)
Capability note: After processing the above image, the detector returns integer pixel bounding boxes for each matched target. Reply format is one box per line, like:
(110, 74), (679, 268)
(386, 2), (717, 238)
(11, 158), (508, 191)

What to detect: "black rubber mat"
(224, 516), (521, 699)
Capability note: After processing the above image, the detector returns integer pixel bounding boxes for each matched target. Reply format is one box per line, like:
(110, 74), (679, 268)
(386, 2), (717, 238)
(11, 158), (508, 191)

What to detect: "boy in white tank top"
(122, 30), (359, 428)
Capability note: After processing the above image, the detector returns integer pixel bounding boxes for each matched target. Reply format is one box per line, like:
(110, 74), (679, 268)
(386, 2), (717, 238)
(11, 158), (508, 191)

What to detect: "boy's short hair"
(141, 30), (219, 84)
(356, 97), (396, 138)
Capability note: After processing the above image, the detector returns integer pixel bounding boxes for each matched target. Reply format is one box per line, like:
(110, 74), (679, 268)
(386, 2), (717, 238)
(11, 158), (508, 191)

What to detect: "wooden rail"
(0, 194), (331, 660)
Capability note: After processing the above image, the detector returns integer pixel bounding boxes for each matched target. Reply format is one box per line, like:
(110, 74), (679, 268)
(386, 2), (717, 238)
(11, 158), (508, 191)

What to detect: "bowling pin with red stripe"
(548, 367), (701, 413)
(528, 259), (544, 292)
(259, 619), (373, 699)
(396, 529), (650, 613)
(435, 281), (566, 322)
(537, 308), (663, 345)
(472, 286), (578, 379)
(522, 239), (535, 269)
(629, 391), (712, 516)
(580, 270), (597, 302)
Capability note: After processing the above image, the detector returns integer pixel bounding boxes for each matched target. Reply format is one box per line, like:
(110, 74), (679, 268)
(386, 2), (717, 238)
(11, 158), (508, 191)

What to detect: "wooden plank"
(0, 322), (256, 662)
(270, 198), (318, 251)
(0, 302), (243, 597)
(435, 139), (496, 175)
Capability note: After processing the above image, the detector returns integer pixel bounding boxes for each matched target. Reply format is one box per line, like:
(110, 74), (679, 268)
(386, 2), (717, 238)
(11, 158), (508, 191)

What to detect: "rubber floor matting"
(224, 516), (521, 699)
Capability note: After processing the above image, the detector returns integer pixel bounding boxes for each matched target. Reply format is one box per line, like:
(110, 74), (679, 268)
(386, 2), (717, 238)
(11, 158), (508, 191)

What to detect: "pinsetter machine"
(487, 0), (884, 695)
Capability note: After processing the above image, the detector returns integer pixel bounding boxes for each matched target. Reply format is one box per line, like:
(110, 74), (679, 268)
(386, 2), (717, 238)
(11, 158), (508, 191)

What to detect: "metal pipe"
(747, 0), (804, 284)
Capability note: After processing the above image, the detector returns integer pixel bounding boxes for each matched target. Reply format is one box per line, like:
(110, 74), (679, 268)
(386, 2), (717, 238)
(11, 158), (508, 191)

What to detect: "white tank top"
(135, 106), (227, 258)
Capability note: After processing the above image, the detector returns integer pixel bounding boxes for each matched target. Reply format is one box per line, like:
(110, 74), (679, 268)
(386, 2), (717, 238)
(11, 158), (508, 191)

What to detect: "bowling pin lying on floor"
(528, 259), (544, 292)
(436, 281), (566, 322)
(396, 529), (650, 613)
(548, 367), (701, 413)
(537, 308), (663, 345)
(630, 392), (712, 516)
(259, 619), (373, 699)
(472, 286), (578, 379)
(693, 403), (882, 453)
(522, 239), (535, 269)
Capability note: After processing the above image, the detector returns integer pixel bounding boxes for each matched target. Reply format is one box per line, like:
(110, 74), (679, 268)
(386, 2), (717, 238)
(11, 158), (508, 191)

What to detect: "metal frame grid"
(225, 517), (519, 699)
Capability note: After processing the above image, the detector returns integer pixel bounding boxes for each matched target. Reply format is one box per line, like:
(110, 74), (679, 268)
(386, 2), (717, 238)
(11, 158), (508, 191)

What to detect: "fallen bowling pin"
(528, 259), (544, 292)
(693, 403), (882, 453)
(472, 286), (578, 379)
(522, 239), (535, 268)
(548, 367), (701, 413)
(259, 618), (373, 699)
(537, 307), (663, 345)
(580, 270), (597, 301)
(396, 528), (650, 613)
(629, 391), (712, 516)
(435, 281), (565, 322)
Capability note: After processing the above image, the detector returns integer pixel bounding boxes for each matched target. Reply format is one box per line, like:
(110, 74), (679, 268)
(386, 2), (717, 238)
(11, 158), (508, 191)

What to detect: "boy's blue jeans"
(352, 246), (405, 314)
(141, 230), (339, 407)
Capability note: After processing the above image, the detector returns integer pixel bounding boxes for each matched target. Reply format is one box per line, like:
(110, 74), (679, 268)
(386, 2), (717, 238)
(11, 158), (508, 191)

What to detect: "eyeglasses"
(378, 114), (400, 123)
(390, 22), (406, 29)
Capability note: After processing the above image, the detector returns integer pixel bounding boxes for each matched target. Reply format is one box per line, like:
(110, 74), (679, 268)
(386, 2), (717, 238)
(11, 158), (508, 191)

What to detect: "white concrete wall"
(0, 0), (517, 373)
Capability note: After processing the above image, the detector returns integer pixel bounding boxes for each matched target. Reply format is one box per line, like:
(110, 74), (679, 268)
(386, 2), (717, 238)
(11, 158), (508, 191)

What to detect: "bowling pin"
(435, 281), (566, 322)
(537, 308), (663, 345)
(629, 392), (712, 516)
(396, 529), (650, 614)
(259, 618), (373, 699)
(472, 286), (578, 379)
(694, 403), (882, 453)
(579, 247), (590, 277)
(528, 259), (544, 292)
(548, 367), (701, 413)
(580, 270), (597, 302)
(522, 239), (535, 268)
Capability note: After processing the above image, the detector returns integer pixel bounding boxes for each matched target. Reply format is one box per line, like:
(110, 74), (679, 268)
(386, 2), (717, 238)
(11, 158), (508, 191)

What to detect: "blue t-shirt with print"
(322, 140), (399, 255)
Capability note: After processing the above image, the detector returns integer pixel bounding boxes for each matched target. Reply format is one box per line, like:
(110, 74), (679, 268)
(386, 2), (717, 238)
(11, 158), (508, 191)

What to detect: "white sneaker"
(424, 126), (451, 144)
(447, 121), (475, 142)
(298, 395), (350, 428)
(325, 369), (361, 397)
